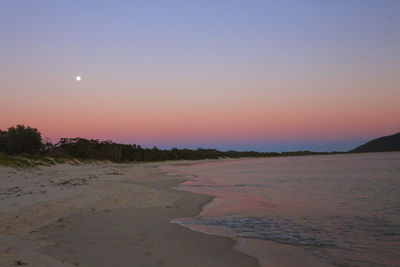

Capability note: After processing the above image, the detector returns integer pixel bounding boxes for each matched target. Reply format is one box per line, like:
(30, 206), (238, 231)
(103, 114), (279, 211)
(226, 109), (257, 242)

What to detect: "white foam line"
(171, 219), (216, 236)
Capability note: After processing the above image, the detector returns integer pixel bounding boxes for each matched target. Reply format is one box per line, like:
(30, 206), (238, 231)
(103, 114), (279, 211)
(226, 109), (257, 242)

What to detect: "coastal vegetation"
(0, 125), (43, 154)
(0, 125), (341, 165)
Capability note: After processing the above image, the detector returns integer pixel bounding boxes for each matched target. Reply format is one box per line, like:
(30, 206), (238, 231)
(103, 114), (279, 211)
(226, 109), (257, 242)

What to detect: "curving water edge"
(163, 152), (400, 267)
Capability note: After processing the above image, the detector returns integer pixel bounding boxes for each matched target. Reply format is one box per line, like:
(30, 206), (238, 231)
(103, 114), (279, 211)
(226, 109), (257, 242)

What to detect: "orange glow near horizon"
(2, 90), (398, 148)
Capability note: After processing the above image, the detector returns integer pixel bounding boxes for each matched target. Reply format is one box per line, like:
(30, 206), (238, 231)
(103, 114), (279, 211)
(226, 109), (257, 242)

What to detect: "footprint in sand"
(155, 260), (165, 266)
(145, 251), (153, 256)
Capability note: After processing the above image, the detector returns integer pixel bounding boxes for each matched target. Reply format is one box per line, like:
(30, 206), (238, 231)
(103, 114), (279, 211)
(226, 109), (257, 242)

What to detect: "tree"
(3, 125), (43, 154)
(0, 130), (7, 152)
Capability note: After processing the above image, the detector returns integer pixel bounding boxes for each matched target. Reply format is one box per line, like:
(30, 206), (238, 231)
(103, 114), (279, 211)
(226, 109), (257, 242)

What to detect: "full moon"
(75, 76), (81, 81)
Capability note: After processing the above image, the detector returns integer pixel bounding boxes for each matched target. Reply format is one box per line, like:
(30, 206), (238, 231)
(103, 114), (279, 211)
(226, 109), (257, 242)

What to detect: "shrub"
(1, 125), (43, 154)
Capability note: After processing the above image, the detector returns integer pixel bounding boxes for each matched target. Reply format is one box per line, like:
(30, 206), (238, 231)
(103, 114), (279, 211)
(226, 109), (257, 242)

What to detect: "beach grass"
(0, 153), (112, 168)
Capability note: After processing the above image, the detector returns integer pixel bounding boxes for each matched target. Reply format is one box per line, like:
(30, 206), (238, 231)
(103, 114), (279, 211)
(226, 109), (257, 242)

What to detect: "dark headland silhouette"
(350, 132), (400, 153)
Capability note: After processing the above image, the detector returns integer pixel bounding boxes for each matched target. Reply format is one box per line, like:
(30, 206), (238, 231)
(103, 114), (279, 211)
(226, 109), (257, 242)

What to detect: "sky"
(1, 0), (399, 152)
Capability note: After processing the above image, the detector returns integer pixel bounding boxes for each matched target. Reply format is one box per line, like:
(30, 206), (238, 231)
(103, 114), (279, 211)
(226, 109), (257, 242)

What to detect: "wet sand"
(0, 161), (259, 266)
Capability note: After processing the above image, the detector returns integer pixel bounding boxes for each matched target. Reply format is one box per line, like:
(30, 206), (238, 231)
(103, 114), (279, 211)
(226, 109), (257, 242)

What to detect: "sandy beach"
(0, 161), (259, 266)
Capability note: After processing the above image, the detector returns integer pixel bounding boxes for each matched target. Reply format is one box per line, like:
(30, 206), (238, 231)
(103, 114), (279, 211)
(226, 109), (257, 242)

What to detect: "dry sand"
(0, 162), (259, 266)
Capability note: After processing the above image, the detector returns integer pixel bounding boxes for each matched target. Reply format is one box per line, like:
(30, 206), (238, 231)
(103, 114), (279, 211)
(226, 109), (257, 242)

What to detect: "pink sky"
(1, 1), (399, 151)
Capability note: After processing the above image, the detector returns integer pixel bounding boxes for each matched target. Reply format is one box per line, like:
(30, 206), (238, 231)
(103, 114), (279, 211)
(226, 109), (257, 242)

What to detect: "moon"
(75, 76), (81, 81)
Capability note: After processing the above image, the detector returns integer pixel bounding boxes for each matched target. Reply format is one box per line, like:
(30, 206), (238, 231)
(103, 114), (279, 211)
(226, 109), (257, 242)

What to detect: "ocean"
(162, 152), (400, 266)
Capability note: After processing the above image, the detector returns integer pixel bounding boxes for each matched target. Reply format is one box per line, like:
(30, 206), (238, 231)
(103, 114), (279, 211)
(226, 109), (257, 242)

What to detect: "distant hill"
(350, 132), (400, 153)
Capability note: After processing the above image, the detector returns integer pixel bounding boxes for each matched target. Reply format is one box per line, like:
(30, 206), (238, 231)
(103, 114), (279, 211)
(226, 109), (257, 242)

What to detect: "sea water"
(162, 152), (400, 266)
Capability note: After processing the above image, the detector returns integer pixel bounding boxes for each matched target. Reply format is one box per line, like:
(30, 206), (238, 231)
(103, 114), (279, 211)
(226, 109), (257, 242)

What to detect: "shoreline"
(0, 161), (260, 266)
(162, 160), (335, 267)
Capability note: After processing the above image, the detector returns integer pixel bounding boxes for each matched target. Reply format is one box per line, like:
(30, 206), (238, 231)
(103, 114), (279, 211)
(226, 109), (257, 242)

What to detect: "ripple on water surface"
(164, 153), (400, 266)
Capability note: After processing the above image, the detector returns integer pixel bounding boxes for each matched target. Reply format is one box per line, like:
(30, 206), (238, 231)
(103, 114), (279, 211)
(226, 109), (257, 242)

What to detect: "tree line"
(0, 125), (339, 162)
